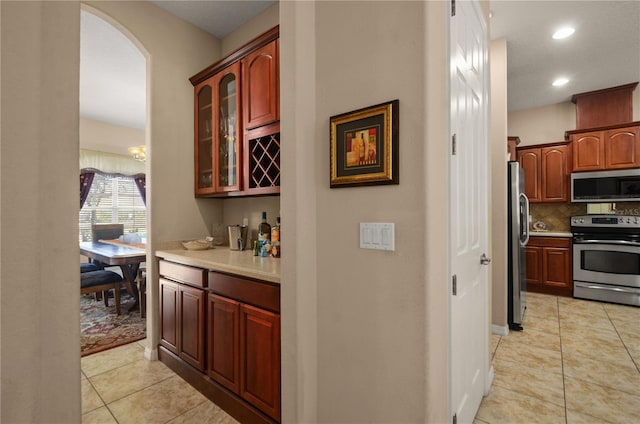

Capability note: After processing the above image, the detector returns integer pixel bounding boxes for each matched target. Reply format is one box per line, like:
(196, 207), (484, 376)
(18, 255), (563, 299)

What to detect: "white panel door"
(450, 0), (489, 422)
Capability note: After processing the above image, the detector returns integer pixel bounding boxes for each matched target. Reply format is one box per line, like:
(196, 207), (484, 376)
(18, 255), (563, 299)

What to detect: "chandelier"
(128, 145), (146, 162)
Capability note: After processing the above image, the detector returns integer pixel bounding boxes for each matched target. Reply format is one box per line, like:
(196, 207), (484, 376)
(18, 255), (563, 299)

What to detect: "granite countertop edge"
(156, 248), (281, 284)
(529, 231), (573, 238)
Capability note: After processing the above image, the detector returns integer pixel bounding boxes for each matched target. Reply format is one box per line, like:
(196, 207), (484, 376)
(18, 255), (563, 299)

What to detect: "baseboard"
(485, 365), (495, 395)
(492, 324), (509, 336)
(144, 346), (158, 361)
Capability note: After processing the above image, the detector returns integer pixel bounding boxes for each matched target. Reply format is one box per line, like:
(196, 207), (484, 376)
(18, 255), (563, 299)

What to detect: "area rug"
(81, 293), (146, 357)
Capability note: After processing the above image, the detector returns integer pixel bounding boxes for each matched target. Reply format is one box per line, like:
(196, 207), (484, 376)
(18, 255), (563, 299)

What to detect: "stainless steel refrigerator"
(507, 161), (529, 331)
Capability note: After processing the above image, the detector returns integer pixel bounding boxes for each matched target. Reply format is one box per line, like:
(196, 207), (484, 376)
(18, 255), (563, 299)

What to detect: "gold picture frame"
(330, 100), (399, 188)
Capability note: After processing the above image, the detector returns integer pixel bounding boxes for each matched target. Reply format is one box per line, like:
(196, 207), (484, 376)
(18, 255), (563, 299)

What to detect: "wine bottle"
(258, 211), (271, 247)
(271, 216), (280, 258)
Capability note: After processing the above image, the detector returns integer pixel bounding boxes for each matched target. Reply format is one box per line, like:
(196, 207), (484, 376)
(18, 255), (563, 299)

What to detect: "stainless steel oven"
(571, 215), (640, 307)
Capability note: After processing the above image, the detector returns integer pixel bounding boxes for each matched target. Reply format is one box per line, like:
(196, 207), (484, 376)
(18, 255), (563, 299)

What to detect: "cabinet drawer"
(209, 272), (280, 313)
(527, 237), (571, 248)
(159, 260), (208, 288)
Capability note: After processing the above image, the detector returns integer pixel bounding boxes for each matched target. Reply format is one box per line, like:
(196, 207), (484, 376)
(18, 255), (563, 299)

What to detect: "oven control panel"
(571, 215), (640, 228)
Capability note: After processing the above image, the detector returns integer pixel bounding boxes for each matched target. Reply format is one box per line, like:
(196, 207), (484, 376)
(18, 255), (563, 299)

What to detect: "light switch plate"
(360, 223), (395, 251)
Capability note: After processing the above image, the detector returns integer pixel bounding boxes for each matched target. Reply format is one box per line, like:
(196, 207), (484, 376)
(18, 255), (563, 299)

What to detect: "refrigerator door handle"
(520, 193), (530, 246)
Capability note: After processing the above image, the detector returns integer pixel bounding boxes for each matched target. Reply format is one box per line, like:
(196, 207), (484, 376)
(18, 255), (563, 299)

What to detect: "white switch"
(360, 223), (395, 251)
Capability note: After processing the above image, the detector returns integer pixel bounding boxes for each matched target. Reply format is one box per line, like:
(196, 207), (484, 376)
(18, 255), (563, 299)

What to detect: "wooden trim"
(190, 26), (279, 86)
(516, 140), (569, 151)
(565, 121), (640, 140)
(208, 271), (280, 313)
(159, 260), (208, 288)
(159, 346), (279, 424)
(571, 82), (638, 104)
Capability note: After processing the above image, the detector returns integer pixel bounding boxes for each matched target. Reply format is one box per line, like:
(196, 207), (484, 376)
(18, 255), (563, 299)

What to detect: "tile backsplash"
(529, 202), (640, 232)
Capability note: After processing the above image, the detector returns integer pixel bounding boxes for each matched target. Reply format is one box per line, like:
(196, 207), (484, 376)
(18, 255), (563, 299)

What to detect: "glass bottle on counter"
(271, 216), (280, 258)
(258, 211), (271, 248)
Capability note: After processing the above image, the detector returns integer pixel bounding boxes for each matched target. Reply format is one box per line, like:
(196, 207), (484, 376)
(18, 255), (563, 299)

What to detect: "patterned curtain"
(80, 171), (95, 208)
(134, 174), (146, 206)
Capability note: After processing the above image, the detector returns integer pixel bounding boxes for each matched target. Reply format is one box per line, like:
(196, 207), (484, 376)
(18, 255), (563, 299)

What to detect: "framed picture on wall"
(330, 99), (399, 188)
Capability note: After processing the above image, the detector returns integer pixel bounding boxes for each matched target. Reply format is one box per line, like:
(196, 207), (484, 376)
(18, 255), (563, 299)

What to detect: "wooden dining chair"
(91, 223), (124, 242)
(90, 223), (125, 272)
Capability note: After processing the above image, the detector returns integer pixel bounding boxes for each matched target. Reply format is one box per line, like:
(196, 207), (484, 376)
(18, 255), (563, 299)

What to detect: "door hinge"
(452, 275), (457, 296)
(452, 134), (457, 155)
(453, 413), (457, 424)
(451, 0), (456, 16)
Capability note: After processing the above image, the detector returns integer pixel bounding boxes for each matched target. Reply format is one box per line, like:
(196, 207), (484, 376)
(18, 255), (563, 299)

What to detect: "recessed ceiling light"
(552, 77), (569, 87)
(552, 27), (575, 40)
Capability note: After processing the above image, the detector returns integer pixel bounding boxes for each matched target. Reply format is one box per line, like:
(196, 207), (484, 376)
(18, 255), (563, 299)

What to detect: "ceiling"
(80, 1), (640, 130)
(490, 1), (640, 112)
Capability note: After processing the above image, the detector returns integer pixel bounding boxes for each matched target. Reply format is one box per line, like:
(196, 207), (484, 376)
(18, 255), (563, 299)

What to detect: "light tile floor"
(81, 340), (238, 424)
(476, 292), (640, 424)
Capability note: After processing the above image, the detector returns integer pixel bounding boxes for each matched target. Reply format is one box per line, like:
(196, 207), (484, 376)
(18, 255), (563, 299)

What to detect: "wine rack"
(248, 132), (280, 189)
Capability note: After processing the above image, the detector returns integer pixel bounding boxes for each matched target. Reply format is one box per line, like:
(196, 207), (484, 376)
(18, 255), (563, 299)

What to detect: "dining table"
(80, 241), (146, 312)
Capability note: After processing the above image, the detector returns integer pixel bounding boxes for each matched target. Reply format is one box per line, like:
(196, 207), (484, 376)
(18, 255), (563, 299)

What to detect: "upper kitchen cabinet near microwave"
(517, 142), (570, 203)
(190, 26), (280, 198)
(568, 123), (640, 172)
(571, 82), (638, 130)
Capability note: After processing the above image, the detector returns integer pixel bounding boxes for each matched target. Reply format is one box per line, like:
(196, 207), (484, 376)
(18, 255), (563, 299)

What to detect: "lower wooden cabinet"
(240, 304), (281, 420)
(208, 294), (241, 392)
(526, 237), (572, 297)
(160, 277), (206, 371)
(159, 259), (281, 424)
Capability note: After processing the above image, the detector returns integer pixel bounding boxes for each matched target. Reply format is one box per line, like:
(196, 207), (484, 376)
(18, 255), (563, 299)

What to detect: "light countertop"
(529, 231), (572, 238)
(156, 247), (280, 284)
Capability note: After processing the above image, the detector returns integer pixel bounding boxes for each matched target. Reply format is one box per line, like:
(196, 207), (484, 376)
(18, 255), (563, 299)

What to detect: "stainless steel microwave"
(571, 169), (640, 202)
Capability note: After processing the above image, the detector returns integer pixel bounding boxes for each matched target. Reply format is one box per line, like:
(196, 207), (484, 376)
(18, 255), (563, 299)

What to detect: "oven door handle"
(575, 283), (640, 295)
(576, 239), (640, 246)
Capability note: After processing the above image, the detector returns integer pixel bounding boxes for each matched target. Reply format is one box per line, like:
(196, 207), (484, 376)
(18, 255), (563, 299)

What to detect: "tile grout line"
(556, 296), (568, 424)
(602, 306), (640, 375)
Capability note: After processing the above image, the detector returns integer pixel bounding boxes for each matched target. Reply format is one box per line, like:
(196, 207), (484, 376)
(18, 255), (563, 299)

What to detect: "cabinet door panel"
(525, 246), (543, 287)
(160, 279), (179, 353)
(572, 132), (604, 171)
(541, 145), (569, 202)
(240, 304), (281, 421)
(208, 294), (240, 393)
(179, 285), (206, 371)
(605, 126), (640, 169)
(243, 40), (279, 130)
(213, 62), (242, 193)
(518, 149), (541, 202)
(542, 247), (571, 288)
(194, 82), (215, 195)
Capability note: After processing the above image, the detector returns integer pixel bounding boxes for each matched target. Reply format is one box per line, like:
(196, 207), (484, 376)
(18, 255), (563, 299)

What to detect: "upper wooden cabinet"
(242, 40), (279, 130)
(568, 123), (640, 172)
(517, 142), (570, 203)
(571, 82), (637, 130)
(190, 27), (280, 197)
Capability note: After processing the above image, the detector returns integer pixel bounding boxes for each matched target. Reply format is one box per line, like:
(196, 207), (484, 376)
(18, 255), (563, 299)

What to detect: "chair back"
(92, 224), (124, 242)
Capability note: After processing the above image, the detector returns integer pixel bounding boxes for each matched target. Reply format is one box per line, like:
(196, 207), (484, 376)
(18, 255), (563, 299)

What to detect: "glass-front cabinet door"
(194, 62), (242, 196)
(213, 62), (242, 192)
(195, 82), (214, 195)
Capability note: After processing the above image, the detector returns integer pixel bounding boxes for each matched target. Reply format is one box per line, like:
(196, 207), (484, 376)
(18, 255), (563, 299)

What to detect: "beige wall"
(508, 102), (576, 146)
(222, 2), (279, 56)
(281, 1), (451, 421)
(490, 38), (509, 330)
(80, 116), (144, 156)
(1, 1), (224, 420)
(1, 1), (81, 421)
